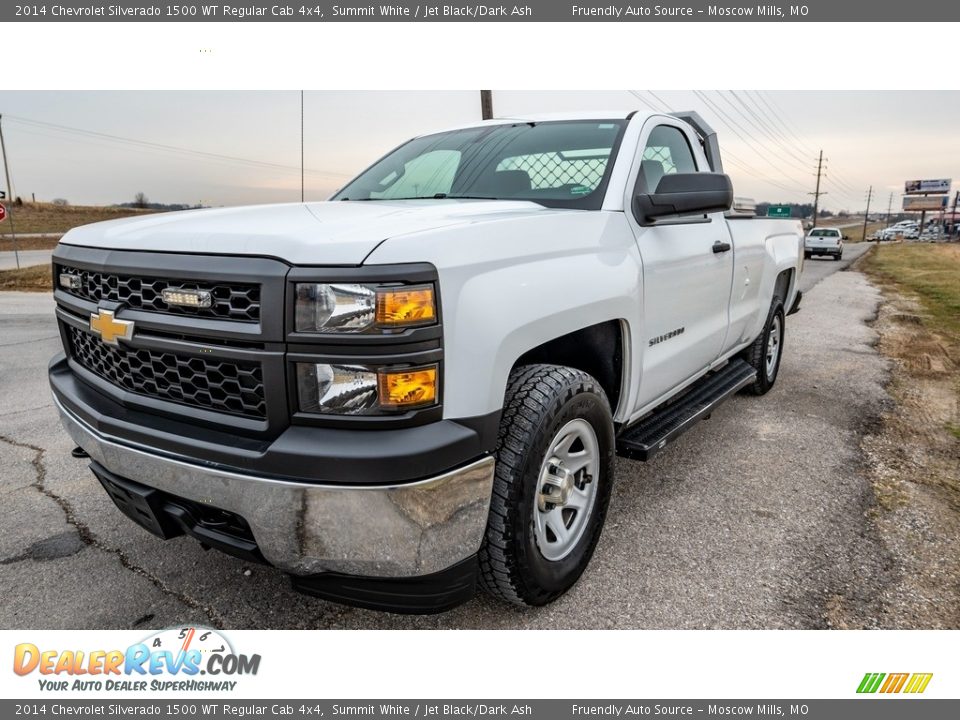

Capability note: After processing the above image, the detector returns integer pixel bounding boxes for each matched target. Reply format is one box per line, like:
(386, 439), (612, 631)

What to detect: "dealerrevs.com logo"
(13, 627), (261, 693)
(857, 673), (933, 694)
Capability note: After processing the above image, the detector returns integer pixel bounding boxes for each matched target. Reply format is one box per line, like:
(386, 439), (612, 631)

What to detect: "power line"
(627, 90), (667, 114)
(3, 114), (353, 179)
(646, 90), (673, 113)
(755, 91), (816, 155)
(720, 90), (814, 171)
(692, 91), (812, 192)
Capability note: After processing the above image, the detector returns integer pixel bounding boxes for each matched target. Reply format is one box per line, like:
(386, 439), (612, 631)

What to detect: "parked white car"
(49, 111), (803, 612)
(804, 227), (844, 260)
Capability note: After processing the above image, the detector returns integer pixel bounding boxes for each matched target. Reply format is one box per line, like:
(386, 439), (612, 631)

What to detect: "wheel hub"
(537, 460), (575, 511)
(532, 418), (600, 561)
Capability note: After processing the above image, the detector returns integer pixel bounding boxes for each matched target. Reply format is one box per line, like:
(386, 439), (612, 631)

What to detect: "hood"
(60, 200), (559, 266)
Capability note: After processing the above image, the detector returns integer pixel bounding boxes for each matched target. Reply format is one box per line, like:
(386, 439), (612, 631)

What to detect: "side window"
(638, 125), (698, 193)
(371, 150), (461, 200)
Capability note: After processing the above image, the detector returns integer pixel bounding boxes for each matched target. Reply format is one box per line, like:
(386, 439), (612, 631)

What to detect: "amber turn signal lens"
(377, 366), (438, 409)
(375, 285), (436, 327)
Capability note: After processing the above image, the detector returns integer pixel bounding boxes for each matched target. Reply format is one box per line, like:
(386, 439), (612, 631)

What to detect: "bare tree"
(134, 192), (149, 209)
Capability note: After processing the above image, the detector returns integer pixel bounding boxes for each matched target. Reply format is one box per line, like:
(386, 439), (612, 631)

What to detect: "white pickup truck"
(49, 111), (803, 613)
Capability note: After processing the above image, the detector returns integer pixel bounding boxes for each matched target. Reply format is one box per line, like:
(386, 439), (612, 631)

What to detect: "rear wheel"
(478, 364), (615, 606)
(742, 297), (785, 396)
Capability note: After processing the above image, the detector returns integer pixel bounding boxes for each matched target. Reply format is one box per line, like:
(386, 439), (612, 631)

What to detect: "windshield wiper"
(340, 194), (500, 201)
(430, 193), (497, 200)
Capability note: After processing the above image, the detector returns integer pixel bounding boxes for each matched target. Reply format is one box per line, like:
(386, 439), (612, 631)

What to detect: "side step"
(616, 359), (757, 462)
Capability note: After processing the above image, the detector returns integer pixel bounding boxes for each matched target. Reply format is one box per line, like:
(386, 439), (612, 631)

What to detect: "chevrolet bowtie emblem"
(89, 309), (134, 346)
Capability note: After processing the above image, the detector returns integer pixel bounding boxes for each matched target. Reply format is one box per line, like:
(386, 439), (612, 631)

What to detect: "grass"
(864, 244), (960, 341)
(0, 202), (156, 248)
(844, 222), (886, 243)
(0, 264), (52, 292)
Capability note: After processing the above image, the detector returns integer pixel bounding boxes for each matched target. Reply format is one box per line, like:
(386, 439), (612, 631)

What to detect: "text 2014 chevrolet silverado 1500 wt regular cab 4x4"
(49, 111), (803, 613)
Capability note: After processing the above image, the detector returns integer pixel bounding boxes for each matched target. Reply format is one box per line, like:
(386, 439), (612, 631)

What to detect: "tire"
(741, 296), (785, 396)
(478, 364), (615, 607)
(834, 252), (842, 261)
(804, 252), (811, 260)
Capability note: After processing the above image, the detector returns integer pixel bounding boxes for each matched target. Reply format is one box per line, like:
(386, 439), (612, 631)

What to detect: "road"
(0, 249), (53, 270)
(0, 248), (892, 629)
(798, 242), (871, 293)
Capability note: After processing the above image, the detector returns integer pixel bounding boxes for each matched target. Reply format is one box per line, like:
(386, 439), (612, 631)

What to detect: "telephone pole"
(862, 185), (873, 243)
(300, 90), (305, 203)
(0, 114), (21, 270)
(885, 191), (893, 228)
(809, 149), (826, 227)
(480, 90), (494, 120)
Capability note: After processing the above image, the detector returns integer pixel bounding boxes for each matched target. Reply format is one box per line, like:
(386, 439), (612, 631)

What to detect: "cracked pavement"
(1, 244), (896, 629)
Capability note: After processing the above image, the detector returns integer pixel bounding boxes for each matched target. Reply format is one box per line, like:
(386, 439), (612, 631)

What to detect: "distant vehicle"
(877, 221), (918, 241)
(805, 227), (844, 260)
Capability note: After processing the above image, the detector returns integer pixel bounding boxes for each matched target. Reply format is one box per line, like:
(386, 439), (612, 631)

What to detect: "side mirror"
(843, 234), (850, 240)
(633, 172), (733, 224)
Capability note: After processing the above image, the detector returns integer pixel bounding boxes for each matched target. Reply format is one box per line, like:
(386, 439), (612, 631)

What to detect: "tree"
(52, 198), (69, 207)
(134, 192), (149, 209)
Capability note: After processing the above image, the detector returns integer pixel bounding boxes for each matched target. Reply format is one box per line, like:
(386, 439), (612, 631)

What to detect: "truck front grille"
(67, 325), (267, 419)
(57, 265), (261, 322)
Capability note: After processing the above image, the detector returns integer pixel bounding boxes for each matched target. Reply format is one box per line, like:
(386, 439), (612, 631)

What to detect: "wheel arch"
(513, 320), (627, 419)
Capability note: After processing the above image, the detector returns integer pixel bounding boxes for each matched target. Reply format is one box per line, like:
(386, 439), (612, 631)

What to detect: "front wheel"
(478, 364), (615, 607)
(742, 297), (785, 396)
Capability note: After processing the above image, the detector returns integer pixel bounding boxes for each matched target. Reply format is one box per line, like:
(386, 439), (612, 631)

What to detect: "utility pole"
(480, 90), (494, 120)
(0, 114), (21, 270)
(861, 185), (872, 243)
(809, 149), (826, 227)
(300, 90), (305, 203)
(885, 191), (893, 228)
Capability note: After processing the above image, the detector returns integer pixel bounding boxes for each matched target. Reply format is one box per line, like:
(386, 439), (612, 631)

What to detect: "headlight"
(296, 362), (438, 415)
(294, 283), (436, 333)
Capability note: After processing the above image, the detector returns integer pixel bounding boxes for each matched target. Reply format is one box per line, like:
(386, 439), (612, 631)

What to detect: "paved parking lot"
(0, 243), (892, 629)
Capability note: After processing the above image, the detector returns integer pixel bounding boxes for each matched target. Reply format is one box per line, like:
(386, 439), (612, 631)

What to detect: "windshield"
(809, 229), (840, 237)
(332, 120), (628, 210)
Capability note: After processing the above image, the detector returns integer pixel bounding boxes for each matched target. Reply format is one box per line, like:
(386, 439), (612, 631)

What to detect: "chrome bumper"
(55, 396), (496, 578)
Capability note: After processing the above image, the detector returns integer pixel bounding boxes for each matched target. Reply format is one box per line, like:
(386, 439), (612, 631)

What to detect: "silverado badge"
(89, 309), (134, 346)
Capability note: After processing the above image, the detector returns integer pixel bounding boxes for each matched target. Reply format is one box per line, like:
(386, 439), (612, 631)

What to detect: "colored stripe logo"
(857, 672), (933, 694)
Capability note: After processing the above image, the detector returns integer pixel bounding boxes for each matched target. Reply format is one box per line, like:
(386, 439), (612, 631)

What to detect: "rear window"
(809, 229), (840, 237)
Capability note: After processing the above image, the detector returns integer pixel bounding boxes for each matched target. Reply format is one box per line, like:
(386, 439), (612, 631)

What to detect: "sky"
(0, 90), (957, 213)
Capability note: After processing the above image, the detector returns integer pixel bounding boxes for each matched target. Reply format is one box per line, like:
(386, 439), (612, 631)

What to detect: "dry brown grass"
(0, 265), (52, 292)
(0, 202), (156, 243)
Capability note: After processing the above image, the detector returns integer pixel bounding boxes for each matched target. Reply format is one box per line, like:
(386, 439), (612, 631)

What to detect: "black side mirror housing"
(633, 172), (733, 224)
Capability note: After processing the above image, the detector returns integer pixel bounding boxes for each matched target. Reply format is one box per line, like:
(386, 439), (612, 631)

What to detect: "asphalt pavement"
(0, 250), (54, 270)
(0, 244), (892, 629)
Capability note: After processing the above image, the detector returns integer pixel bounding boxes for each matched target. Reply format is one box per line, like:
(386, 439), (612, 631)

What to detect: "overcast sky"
(0, 90), (957, 212)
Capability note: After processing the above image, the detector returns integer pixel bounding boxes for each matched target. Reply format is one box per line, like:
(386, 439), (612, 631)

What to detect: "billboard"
(902, 195), (949, 211)
(904, 178), (952, 194)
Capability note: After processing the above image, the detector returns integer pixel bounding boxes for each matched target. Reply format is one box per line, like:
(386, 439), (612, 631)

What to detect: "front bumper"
(54, 389), (496, 581)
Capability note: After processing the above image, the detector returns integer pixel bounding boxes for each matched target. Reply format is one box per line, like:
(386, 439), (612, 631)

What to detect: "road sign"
(767, 204), (792, 218)
(0, 190), (6, 199)
(0, 203), (6, 223)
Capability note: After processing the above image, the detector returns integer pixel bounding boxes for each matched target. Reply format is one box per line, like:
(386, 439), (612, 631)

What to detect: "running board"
(616, 359), (757, 462)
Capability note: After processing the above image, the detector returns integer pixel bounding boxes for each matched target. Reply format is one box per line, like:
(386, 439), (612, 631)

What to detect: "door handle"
(712, 241), (732, 253)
